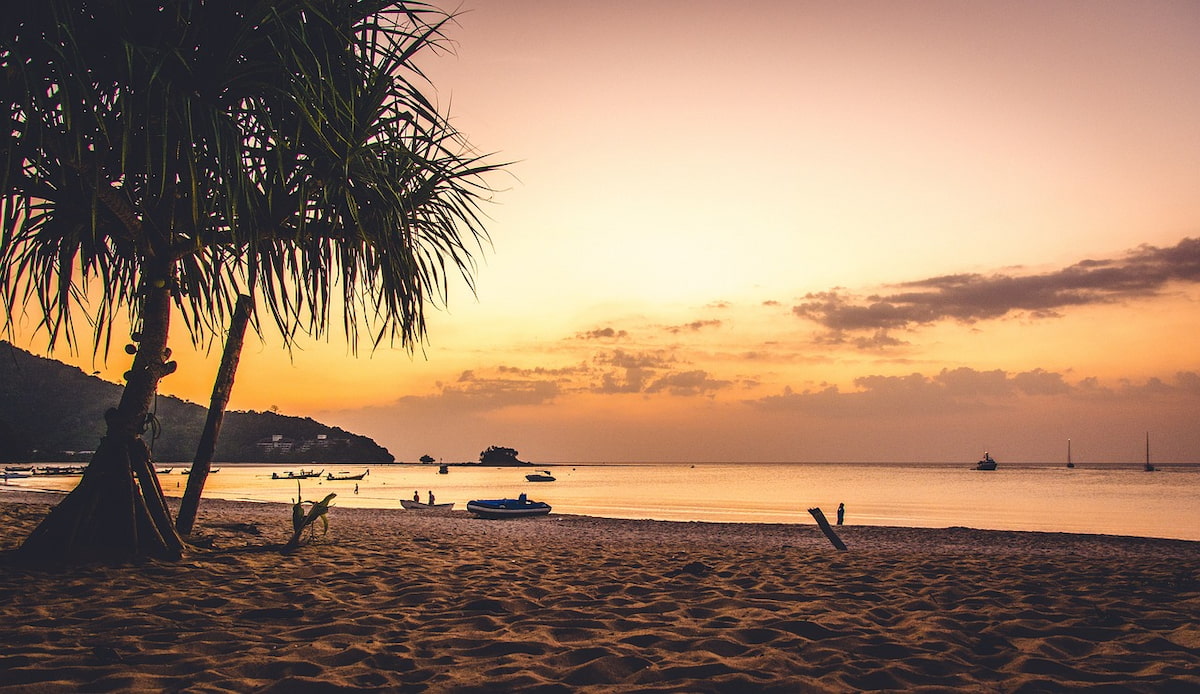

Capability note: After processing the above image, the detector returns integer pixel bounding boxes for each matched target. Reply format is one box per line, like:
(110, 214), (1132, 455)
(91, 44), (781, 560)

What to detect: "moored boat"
(272, 469), (323, 480)
(327, 469), (368, 481)
(400, 499), (455, 511)
(466, 494), (551, 519)
(974, 452), (997, 471)
(525, 470), (556, 482)
(33, 465), (86, 475)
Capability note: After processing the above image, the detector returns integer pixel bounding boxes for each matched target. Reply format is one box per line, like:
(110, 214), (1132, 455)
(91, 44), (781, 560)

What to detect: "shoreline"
(7, 481), (1199, 544)
(4, 486), (1200, 548)
(2, 490), (1198, 691)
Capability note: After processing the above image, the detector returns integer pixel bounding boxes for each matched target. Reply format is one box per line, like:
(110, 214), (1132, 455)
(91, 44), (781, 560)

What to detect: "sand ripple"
(1, 491), (1197, 692)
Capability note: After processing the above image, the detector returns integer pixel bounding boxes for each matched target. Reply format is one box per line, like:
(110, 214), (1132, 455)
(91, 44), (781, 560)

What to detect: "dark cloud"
(645, 370), (732, 397)
(927, 367), (1012, 398)
(1011, 368), (1072, 396)
(597, 365), (656, 394)
(853, 329), (907, 350)
(594, 349), (674, 370)
(811, 326), (908, 350)
(665, 319), (723, 334)
(577, 327), (628, 340)
(431, 370), (561, 411)
(793, 237), (1200, 334)
(588, 348), (733, 397)
(1177, 371), (1200, 394)
(496, 364), (588, 379)
(591, 349), (674, 394)
(749, 367), (1200, 416)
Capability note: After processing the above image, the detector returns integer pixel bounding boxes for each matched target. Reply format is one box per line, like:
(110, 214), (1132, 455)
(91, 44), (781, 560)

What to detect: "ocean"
(7, 461), (1198, 542)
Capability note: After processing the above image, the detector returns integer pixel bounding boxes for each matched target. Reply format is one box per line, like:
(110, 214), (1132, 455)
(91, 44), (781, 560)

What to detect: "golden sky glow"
(12, 1), (1200, 463)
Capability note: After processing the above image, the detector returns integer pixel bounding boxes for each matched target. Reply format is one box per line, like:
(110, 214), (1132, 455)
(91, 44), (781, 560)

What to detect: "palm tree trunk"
(19, 277), (185, 563)
(176, 294), (252, 536)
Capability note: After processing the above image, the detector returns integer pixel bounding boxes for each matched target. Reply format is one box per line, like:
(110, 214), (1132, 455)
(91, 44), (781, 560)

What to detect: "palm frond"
(2, 0), (504, 358)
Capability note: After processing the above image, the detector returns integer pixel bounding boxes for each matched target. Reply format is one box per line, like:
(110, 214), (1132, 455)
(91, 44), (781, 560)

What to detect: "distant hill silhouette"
(0, 341), (393, 464)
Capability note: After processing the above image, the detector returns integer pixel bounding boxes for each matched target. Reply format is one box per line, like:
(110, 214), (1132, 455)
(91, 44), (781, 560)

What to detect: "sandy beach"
(1, 489), (1197, 692)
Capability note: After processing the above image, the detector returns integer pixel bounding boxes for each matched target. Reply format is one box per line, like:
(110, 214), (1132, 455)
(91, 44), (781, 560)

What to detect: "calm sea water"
(7, 462), (1198, 541)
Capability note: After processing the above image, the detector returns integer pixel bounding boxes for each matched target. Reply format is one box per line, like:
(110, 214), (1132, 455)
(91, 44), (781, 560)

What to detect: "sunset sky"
(14, 1), (1200, 463)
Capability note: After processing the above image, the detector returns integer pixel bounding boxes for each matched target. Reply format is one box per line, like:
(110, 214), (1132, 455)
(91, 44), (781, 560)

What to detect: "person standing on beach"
(413, 490), (419, 503)
(428, 490), (435, 505)
(837, 503), (845, 525)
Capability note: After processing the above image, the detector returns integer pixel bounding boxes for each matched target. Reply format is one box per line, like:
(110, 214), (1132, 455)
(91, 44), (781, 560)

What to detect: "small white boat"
(525, 470), (556, 482)
(400, 499), (455, 511)
(466, 495), (551, 519)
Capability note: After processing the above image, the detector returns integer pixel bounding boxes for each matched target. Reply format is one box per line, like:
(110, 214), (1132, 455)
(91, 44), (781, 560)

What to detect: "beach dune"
(1, 491), (1197, 692)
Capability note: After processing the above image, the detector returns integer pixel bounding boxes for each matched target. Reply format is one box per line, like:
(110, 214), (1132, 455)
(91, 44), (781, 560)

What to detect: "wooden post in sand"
(808, 507), (848, 551)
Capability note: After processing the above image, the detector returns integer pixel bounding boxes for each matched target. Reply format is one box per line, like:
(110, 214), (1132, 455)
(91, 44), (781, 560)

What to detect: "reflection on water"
(7, 462), (1198, 541)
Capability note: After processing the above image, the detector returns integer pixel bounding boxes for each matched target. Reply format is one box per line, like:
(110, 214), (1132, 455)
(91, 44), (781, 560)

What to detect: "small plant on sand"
(284, 480), (336, 552)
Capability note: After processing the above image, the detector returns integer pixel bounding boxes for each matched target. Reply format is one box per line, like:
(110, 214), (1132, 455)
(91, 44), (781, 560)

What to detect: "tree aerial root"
(19, 435), (184, 565)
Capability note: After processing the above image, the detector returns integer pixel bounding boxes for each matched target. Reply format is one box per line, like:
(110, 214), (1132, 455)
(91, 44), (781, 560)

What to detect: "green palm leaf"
(2, 0), (503, 354)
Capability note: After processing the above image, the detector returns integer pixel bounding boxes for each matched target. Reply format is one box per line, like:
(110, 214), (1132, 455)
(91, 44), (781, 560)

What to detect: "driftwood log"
(808, 507), (848, 551)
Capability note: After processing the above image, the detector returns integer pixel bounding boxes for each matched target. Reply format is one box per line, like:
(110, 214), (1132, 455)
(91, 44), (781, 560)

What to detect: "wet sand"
(1, 489), (1197, 692)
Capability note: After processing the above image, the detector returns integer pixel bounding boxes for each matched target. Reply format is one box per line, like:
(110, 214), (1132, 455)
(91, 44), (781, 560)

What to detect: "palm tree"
(1, 1), (501, 563)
